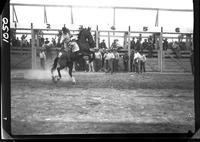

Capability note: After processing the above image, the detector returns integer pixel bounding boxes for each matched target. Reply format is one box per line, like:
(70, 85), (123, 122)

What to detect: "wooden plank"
(11, 28), (193, 35)
(10, 3), (193, 12)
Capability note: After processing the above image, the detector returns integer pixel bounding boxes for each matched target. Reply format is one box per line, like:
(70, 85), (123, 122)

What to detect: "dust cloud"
(12, 69), (72, 81)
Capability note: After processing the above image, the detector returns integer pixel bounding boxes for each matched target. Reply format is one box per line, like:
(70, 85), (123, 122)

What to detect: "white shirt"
(134, 52), (142, 60)
(141, 54), (146, 62)
(114, 52), (120, 60)
(105, 52), (115, 60)
(39, 51), (46, 59)
(95, 52), (102, 59)
(70, 41), (80, 52)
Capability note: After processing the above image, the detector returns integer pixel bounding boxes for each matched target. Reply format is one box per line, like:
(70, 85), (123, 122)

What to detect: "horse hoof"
(52, 77), (57, 83)
(52, 76), (60, 83)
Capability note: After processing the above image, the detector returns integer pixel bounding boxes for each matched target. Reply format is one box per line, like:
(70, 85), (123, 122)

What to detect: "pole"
(113, 8), (115, 36)
(31, 23), (37, 69)
(128, 26), (131, 72)
(96, 25), (99, 48)
(159, 27), (163, 72)
(108, 31), (110, 49)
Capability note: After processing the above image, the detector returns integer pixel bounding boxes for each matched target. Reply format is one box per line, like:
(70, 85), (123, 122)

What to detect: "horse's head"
(78, 28), (95, 48)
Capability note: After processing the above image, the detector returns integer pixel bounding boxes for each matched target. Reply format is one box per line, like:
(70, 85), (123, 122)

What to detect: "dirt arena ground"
(11, 69), (194, 134)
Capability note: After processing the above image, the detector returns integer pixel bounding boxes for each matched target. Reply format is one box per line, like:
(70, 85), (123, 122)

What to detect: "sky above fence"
(10, 0), (193, 33)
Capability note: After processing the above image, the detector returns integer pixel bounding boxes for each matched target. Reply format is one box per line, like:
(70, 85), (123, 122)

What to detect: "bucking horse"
(51, 27), (96, 83)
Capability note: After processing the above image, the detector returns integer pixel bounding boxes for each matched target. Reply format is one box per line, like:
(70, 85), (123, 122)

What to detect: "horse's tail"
(51, 57), (59, 73)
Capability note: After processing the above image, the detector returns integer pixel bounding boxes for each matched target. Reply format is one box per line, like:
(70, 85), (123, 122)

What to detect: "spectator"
(154, 39), (159, 50)
(113, 49), (120, 72)
(21, 34), (27, 47)
(142, 39), (148, 52)
(124, 41), (129, 49)
(94, 48), (102, 72)
(123, 52), (129, 72)
(130, 50), (135, 72)
(88, 60), (94, 72)
(104, 50), (115, 73)
(135, 38), (141, 52)
(178, 34), (184, 43)
(16, 37), (20, 46)
(111, 39), (119, 50)
(40, 37), (45, 47)
(56, 30), (62, 47)
(172, 41), (181, 58)
(131, 37), (136, 50)
(25, 40), (29, 47)
(108, 50), (115, 74)
(134, 51), (142, 73)
(10, 29), (16, 46)
(140, 52), (146, 73)
(62, 24), (71, 36)
(39, 48), (46, 70)
(163, 38), (169, 50)
(179, 41), (186, 50)
(45, 38), (50, 44)
(147, 38), (153, 58)
(100, 39), (107, 49)
(99, 48), (106, 70)
(52, 38), (56, 46)
(82, 56), (89, 72)
(29, 39), (32, 47)
(104, 50), (109, 71)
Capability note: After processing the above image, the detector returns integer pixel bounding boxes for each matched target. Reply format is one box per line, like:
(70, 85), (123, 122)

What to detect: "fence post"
(159, 27), (163, 72)
(128, 26), (131, 72)
(31, 23), (37, 69)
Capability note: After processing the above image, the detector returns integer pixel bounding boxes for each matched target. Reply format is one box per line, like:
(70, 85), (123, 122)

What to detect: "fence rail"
(11, 47), (192, 58)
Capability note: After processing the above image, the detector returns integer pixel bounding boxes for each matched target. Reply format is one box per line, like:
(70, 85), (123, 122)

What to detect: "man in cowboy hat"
(100, 39), (107, 49)
(58, 25), (72, 62)
(111, 39), (119, 51)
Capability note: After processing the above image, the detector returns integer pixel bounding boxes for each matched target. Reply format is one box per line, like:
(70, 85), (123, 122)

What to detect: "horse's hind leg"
(57, 66), (65, 79)
(68, 62), (76, 84)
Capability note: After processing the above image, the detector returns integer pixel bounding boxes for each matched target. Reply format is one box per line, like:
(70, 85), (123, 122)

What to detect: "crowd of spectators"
(79, 32), (193, 73)
(10, 28), (193, 71)
(75, 38), (147, 73)
(11, 34), (30, 47)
